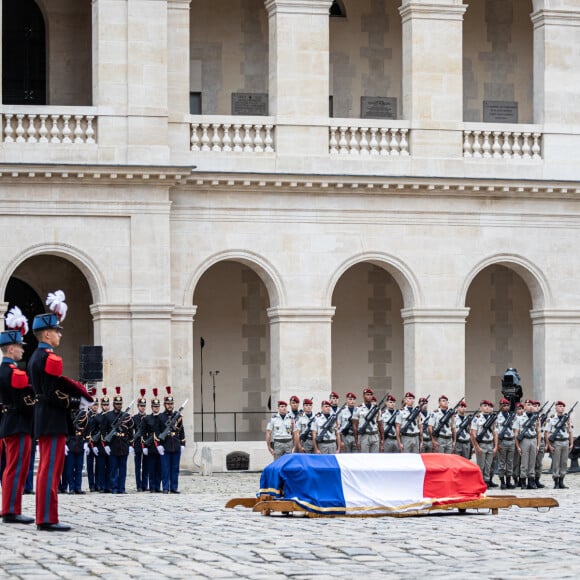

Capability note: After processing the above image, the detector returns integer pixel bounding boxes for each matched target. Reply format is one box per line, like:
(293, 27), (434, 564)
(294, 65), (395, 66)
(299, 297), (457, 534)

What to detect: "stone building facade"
(1, 0), (580, 469)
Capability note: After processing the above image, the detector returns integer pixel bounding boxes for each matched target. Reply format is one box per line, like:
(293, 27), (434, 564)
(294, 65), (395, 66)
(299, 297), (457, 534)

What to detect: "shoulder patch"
(11, 368), (29, 388)
(45, 353), (63, 376)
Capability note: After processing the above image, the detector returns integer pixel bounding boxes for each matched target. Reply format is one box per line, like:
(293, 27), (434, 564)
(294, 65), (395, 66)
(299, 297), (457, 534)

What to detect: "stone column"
(531, 309), (580, 403)
(401, 308), (470, 400)
(264, 0), (333, 164)
(399, 0), (467, 158)
(267, 307), (335, 404)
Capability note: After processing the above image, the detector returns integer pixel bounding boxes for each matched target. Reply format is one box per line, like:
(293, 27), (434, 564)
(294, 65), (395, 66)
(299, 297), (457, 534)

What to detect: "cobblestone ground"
(0, 466), (578, 579)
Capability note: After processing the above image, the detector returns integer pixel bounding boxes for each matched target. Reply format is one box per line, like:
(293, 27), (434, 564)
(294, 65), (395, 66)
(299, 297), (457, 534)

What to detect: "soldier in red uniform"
(0, 307), (35, 524)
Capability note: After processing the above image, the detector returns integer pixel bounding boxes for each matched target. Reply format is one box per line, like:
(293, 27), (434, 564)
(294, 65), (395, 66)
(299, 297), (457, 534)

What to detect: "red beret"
(371, 396), (377, 402)
(363, 388), (374, 395)
(556, 400), (566, 406)
(278, 400), (288, 407)
(480, 399), (493, 406)
(346, 392), (357, 399)
(303, 398), (313, 405)
(458, 400), (467, 407)
(329, 391), (339, 398)
(499, 398), (510, 405)
(418, 397), (428, 405)
(439, 395), (448, 401)
(524, 399), (533, 404)
(515, 402), (524, 409)
(387, 394), (396, 402)
(405, 392), (415, 399)
(321, 400), (331, 406)
(290, 395), (300, 403)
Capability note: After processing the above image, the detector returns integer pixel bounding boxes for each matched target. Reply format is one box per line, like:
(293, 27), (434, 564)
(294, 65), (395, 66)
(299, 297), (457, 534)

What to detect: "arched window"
(2, 0), (47, 105)
(330, 0), (346, 18)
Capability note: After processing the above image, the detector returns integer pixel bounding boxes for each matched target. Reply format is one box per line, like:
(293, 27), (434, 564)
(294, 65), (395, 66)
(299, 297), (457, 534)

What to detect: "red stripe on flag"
(421, 454), (487, 505)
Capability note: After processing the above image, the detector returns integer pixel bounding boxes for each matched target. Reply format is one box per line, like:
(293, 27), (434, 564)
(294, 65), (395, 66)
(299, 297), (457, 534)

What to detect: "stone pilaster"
(401, 308), (470, 399)
(399, 0), (467, 157)
(267, 307), (335, 404)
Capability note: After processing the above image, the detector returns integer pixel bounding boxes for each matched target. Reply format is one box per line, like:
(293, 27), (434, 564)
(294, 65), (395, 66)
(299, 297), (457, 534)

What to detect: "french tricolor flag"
(259, 454), (486, 515)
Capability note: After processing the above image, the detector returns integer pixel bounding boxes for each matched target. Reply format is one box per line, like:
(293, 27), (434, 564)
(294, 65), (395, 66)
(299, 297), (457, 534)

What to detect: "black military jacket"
(0, 358), (35, 438)
(101, 409), (134, 456)
(158, 410), (185, 452)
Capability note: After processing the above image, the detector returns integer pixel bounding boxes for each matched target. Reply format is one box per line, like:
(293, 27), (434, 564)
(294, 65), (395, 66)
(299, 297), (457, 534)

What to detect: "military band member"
(132, 389), (149, 491)
(419, 398), (433, 453)
(158, 386), (185, 494)
(296, 398), (316, 453)
(534, 400), (547, 489)
(312, 400), (341, 454)
(396, 392), (422, 453)
(470, 400), (498, 487)
(353, 388), (383, 453)
(0, 309), (35, 525)
(289, 395), (302, 423)
(381, 394), (400, 453)
(496, 398), (517, 489)
(266, 401), (296, 460)
(429, 395), (456, 454)
(338, 392), (358, 453)
(329, 391), (340, 415)
(65, 407), (89, 494)
(454, 400), (472, 459)
(514, 398), (541, 489)
(142, 389), (163, 492)
(545, 400), (574, 489)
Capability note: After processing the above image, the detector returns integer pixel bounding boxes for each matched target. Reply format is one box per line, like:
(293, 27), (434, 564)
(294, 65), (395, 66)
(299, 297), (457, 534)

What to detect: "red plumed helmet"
(166, 386), (171, 395)
(140, 388), (146, 398)
(116, 386), (121, 395)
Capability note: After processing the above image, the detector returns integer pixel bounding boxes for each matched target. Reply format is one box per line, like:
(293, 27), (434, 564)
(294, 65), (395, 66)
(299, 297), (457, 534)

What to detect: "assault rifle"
(383, 409), (399, 436)
(104, 400), (135, 444)
(516, 400), (549, 442)
(540, 402), (554, 428)
(159, 399), (189, 442)
(432, 397), (464, 438)
(498, 411), (517, 441)
(339, 412), (354, 437)
(357, 393), (389, 435)
(315, 402), (346, 443)
(475, 412), (497, 443)
(548, 401), (578, 443)
(299, 414), (317, 442)
(456, 412), (475, 440)
(400, 395), (430, 435)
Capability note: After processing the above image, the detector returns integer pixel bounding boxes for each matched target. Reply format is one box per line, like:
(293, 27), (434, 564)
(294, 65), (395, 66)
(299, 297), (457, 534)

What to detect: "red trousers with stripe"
(36, 434), (65, 525)
(1, 433), (32, 517)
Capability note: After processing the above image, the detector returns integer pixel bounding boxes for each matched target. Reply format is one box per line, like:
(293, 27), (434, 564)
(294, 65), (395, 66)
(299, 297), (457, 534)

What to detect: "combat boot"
(553, 477), (559, 489)
(535, 477), (545, 489)
(559, 477), (568, 489)
(519, 477), (526, 489)
(500, 477), (506, 490)
(487, 476), (498, 488)
(527, 479), (537, 489)
(506, 476), (516, 489)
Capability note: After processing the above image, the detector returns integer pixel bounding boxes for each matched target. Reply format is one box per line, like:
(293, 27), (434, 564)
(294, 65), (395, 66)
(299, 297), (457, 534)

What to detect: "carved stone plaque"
(361, 97), (397, 120)
(483, 100), (518, 123)
(231, 93), (269, 116)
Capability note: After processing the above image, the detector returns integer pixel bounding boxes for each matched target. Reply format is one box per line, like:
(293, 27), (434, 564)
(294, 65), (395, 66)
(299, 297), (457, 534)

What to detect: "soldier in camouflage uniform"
(381, 395), (399, 453)
(266, 401), (296, 460)
(512, 402), (524, 484)
(419, 398), (433, 453)
(429, 395), (456, 454)
(396, 392), (422, 453)
(470, 399), (498, 487)
(296, 398), (316, 453)
(338, 392), (358, 453)
(533, 400), (547, 488)
(454, 400), (472, 459)
(545, 400), (574, 489)
(353, 388), (383, 453)
(514, 399), (541, 489)
(312, 400), (341, 454)
(496, 398), (517, 489)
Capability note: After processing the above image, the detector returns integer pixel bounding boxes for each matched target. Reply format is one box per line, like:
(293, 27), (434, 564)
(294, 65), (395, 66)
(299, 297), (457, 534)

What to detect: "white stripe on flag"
(336, 454), (427, 512)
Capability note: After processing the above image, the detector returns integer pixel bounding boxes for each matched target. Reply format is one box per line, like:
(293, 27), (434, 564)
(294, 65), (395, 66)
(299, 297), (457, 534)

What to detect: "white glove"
(64, 444), (69, 456)
(181, 445), (185, 452)
(157, 445), (165, 456)
(143, 448), (148, 456)
(129, 446), (135, 456)
(36, 445), (40, 455)
(104, 445), (111, 456)
(92, 446), (99, 456)
(79, 398), (91, 411)
(84, 442), (90, 457)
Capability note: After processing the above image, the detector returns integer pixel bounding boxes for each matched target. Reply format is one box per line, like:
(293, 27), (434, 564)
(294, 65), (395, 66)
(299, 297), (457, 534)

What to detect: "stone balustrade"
(1, 107), (98, 144)
(190, 116), (275, 153)
(463, 124), (542, 160)
(329, 121), (411, 156)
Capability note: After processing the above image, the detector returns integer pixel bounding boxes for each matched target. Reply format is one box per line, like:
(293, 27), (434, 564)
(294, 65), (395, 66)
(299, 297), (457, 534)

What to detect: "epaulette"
(315, 412), (322, 417)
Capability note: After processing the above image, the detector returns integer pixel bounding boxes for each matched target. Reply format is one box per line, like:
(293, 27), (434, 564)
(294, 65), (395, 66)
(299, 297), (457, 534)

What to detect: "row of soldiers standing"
(66, 386), (186, 494)
(266, 389), (575, 490)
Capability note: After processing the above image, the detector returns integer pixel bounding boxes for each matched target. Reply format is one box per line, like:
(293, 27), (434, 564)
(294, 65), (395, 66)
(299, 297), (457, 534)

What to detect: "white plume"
(5, 306), (29, 335)
(46, 290), (68, 322)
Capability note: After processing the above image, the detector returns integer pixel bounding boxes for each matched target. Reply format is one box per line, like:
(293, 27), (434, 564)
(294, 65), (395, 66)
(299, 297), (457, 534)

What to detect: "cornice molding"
(530, 309), (580, 325)
(90, 303), (175, 320)
(265, 0), (333, 17)
(267, 307), (336, 323)
(531, 9), (580, 28)
(401, 308), (471, 324)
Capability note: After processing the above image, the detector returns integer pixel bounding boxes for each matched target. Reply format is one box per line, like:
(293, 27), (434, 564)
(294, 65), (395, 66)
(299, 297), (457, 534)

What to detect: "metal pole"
(210, 370), (220, 441)
(200, 337), (205, 441)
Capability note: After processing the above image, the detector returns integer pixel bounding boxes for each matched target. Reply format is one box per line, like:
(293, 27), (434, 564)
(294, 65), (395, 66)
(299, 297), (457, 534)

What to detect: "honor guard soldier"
(514, 399), (541, 489)
(338, 392), (358, 453)
(289, 395), (302, 422)
(84, 391), (98, 491)
(266, 400), (296, 460)
(418, 398), (432, 453)
(329, 392), (340, 415)
(545, 400), (575, 489)
(496, 398), (517, 489)
(142, 388), (163, 492)
(381, 395), (400, 453)
(429, 395), (456, 454)
(101, 386), (134, 494)
(312, 400), (341, 454)
(513, 402), (524, 482)
(65, 404), (89, 494)
(158, 386), (185, 494)
(471, 400), (498, 488)
(29, 291), (92, 531)
(132, 389), (149, 491)
(534, 400), (548, 488)
(296, 398), (316, 453)
(353, 388), (383, 453)
(396, 392), (422, 453)
(92, 388), (111, 492)
(0, 307), (35, 525)
(454, 400), (472, 459)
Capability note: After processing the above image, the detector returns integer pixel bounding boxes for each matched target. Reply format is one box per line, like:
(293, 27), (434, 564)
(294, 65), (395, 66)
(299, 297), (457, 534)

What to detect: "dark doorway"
(2, 0), (47, 105)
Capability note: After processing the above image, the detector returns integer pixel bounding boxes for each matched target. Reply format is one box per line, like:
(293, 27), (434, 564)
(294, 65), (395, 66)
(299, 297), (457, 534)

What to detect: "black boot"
(535, 477), (545, 489)
(559, 477), (568, 489)
(519, 477), (526, 489)
(506, 476), (516, 489)
(500, 477), (506, 490)
(487, 476), (498, 488)
(553, 477), (559, 489)
(527, 478), (537, 490)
